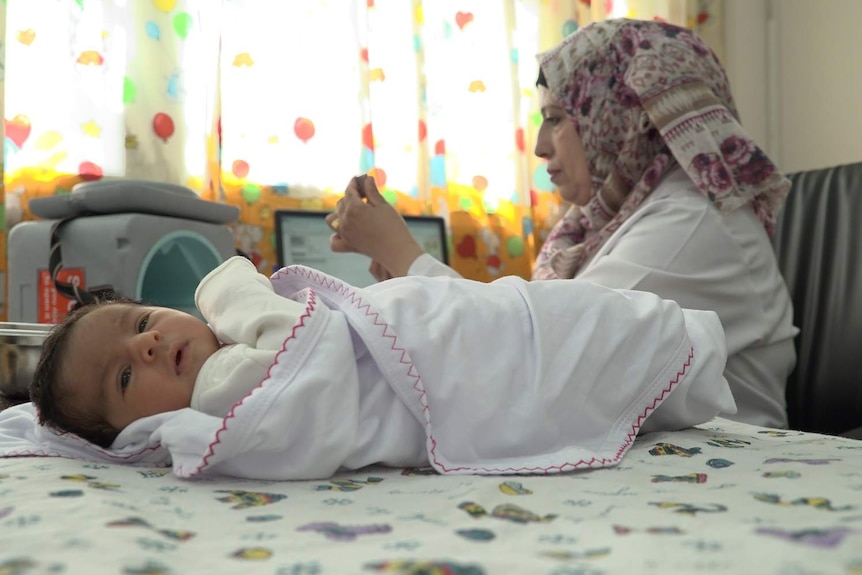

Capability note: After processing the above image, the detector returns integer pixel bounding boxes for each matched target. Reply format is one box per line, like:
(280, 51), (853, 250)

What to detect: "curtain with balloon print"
(1, 0), (723, 319)
(0, 0), (6, 316)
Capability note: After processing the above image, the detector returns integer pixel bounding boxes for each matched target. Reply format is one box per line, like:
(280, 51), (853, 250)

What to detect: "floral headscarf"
(532, 19), (790, 280)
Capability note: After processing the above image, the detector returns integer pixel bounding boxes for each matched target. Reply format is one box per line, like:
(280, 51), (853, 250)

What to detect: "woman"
(327, 19), (797, 429)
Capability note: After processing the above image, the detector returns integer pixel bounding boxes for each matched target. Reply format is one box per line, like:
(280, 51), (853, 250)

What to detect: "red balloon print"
(153, 112), (175, 142)
(294, 117), (315, 143)
(370, 167), (387, 189)
(434, 139), (446, 155)
(362, 123), (375, 150)
(515, 127), (525, 152)
(4, 115), (31, 148)
(455, 11), (474, 30)
(78, 161), (103, 181)
(418, 119), (427, 142)
(456, 235), (476, 258)
(232, 159), (249, 179)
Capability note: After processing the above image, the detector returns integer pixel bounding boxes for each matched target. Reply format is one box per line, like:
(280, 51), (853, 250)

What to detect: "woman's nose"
(534, 129), (550, 159)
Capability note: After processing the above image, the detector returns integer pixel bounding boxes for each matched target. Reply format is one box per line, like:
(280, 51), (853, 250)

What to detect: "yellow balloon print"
(233, 53), (255, 67)
(81, 121), (102, 138)
(17, 29), (36, 46)
(153, 0), (177, 13)
(35, 130), (63, 151)
(42, 151), (69, 170)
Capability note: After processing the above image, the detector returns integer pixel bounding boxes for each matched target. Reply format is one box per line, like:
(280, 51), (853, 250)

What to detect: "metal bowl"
(0, 322), (53, 398)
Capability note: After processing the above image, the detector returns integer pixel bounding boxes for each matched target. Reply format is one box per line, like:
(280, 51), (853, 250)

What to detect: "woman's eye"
(137, 314), (149, 333)
(120, 368), (131, 392)
(544, 116), (560, 126)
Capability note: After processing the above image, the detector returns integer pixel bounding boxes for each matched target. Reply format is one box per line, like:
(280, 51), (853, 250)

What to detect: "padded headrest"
(773, 162), (862, 435)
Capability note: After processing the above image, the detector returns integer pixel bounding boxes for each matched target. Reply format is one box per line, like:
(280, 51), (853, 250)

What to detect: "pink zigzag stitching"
(429, 346), (694, 473)
(3, 449), (171, 470)
(187, 288), (318, 477)
(274, 267), (417, 358)
(275, 266), (694, 475)
(274, 267), (431, 419)
(35, 427), (163, 461)
(213, 265), (692, 477)
(3, 450), (65, 459)
(8, 406), (167, 463)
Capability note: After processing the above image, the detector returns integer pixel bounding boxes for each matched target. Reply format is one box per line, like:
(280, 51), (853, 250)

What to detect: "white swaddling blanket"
(0, 265), (735, 479)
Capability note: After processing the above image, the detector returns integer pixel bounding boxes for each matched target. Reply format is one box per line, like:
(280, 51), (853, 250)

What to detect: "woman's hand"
(327, 175), (425, 278)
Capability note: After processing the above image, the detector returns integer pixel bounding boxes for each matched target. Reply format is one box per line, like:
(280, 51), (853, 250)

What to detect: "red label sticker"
(38, 268), (85, 324)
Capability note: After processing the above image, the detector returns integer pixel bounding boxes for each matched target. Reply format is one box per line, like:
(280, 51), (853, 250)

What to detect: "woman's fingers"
(325, 211), (340, 231)
(360, 175), (386, 206)
(346, 176), (365, 205)
(354, 174), (369, 200)
(329, 173), (423, 278)
(330, 233), (353, 253)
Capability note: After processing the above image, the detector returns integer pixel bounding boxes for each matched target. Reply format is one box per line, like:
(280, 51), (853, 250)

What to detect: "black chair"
(772, 161), (862, 438)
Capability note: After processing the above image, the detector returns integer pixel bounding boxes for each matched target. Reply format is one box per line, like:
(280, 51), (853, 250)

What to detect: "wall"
(724, 0), (862, 173)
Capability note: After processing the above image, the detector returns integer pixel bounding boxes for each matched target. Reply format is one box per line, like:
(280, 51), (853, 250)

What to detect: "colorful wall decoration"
(1, 0), (723, 320)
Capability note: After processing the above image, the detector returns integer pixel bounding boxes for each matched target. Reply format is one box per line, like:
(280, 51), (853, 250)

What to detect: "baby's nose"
(133, 330), (162, 361)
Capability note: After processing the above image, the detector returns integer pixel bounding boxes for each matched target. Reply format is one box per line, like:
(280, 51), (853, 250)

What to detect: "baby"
(26, 255), (735, 479)
(31, 257), (306, 448)
(31, 298), (218, 448)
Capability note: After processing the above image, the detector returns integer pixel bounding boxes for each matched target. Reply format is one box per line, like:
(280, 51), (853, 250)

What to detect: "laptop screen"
(274, 209), (449, 287)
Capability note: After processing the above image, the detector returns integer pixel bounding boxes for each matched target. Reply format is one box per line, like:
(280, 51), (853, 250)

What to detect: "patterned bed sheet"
(2, 417), (861, 575)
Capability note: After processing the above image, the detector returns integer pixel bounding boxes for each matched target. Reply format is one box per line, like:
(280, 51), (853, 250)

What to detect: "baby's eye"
(120, 368), (131, 392)
(137, 314), (150, 333)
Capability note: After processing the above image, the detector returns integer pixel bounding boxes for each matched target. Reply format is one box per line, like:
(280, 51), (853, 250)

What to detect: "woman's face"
(535, 86), (593, 206)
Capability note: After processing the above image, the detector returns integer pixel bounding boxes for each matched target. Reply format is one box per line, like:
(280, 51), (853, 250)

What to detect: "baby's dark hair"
(30, 296), (142, 448)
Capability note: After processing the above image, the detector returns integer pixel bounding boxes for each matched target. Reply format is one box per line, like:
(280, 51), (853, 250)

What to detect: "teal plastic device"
(7, 179), (239, 323)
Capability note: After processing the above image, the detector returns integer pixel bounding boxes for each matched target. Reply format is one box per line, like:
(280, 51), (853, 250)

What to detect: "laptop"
(274, 209), (449, 287)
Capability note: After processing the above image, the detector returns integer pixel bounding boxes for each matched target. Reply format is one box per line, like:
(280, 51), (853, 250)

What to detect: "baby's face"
(63, 303), (221, 431)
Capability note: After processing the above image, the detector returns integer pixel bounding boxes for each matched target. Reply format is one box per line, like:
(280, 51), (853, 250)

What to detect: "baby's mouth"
(175, 343), (192, 376)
